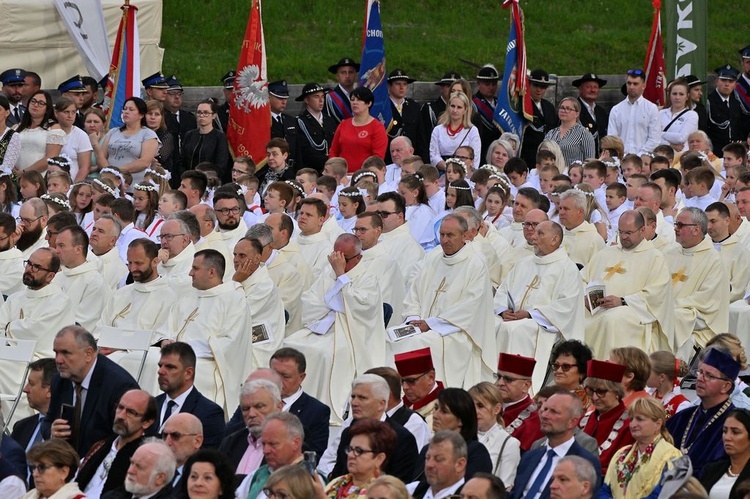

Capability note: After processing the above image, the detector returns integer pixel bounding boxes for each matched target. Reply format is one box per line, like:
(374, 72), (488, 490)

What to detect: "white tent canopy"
(0, 0), (163, 89)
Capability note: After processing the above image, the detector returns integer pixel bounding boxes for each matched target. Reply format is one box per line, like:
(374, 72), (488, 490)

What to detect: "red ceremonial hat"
(395, 348), (434, 377)
(497, 353), (536, 377)
(586, 359), (627, 383)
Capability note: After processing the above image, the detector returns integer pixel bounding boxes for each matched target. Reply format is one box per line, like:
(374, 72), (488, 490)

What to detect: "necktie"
(172, 468), (181, 487)
(525, 448), (557, 499)
(13, 107), (20, 122)
(71, 383), (83, 448)
(162, 400), (177, 427)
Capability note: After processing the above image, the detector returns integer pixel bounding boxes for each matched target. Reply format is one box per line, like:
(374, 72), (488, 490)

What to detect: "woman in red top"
(329, 87), (387, 172)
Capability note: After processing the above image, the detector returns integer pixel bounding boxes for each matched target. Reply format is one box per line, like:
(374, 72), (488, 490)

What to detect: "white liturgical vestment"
(237, 265), (286, 368)
(0, 248), (24, 297)
(379, 222), (425, 285)
(157, 243), (196, 294)
(295, 231), (333, 281)
(361, 242), (405, 327)
(562, 221), (605, 268)
(95, 247), (128, 291)
(52, 260), (110, 332)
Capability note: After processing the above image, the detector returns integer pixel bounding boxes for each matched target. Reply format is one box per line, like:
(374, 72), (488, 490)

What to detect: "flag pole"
(105, 1), (130, 129)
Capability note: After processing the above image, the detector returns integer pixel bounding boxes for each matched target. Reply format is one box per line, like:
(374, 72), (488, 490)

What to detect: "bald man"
(635, 206), (679, 254)
(500, 208), (549, 277)
(285, 234), (385, 423)
(494, 221), (584, 390)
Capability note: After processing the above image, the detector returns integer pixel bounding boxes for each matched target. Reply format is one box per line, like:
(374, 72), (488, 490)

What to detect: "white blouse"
(659, 108), (699, 151)
(16, 127), (65, 170)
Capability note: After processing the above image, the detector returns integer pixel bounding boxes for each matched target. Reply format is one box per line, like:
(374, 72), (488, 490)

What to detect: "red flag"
(643, 0), (666, 106)
(227, 0), (270, 164)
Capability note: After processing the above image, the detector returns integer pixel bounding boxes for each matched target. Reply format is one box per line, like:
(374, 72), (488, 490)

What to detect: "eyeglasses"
(28, 463), (58, 474)
(263, 488), (290, 499)
(402, 371), (430, 385)
(376, 210), (396, 218)
(627, 69), (645, 77)
(551, 362), (576, 372)
(23, 260), (54, 273)
(617, 229), (640, 236)
(453, 155), (472, 161)
(16, 216), (42, 225)
(352, 227), (370, 233)
(115, 403), (144, 418)
(28, 98), (46, 107)
(494, 373), (531, 383)
(160, 431), (198, 441)
(674, 222), (699, 230)
(215, 207), (241, 215)
(196, 111), (214, 116)
(558, 107), (577, 112)
(696, 369), (730, 382)
(345, 445), (376, 457)
(522, 222), (541, 229)
(232, 168), (250, 176)
(584, 386), (610, 398)
(158, 233), (186, 241)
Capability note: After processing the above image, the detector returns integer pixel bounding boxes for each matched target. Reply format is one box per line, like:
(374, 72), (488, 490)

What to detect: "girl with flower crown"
(337, 186), (366, 233)
(133, 181), (163, 241)
(398, 173), (435, 246)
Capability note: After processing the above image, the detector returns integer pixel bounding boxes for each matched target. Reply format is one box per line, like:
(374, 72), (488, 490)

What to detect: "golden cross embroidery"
(603, 263), (626, 280)
(518, 275), (541, 311)
(428, 277), (448, 317)
(111, 304), (132, 326)
(671, 267), (688, 285)
(176, 308), (200, 340)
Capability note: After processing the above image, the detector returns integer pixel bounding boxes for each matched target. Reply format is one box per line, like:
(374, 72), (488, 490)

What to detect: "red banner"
(643, 0), (666, 106)
(227, 0), (270, 164)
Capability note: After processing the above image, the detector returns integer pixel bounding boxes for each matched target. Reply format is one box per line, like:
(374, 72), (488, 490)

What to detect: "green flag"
(663, 0), (707, 81)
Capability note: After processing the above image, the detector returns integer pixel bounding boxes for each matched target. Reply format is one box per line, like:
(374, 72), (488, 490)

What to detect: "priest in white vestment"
(164, 249), (251, 417)
(190, 204), (233, 281)
(668, 208), (729, 359)
(497, 188), (545, 248)
(706, 202), (750, 302)
(294, 198), (334, 280)
(498, 209), (547, 279)
(388, 214), (496, 389)
(285, 234), (385, 423)
(0, 213), (24, 297)
(494, 221), (584, 391)
(634, 183), (676, 244)
(582, 210), (674, 359)
(213, 190), (249, 251)
(732, 191), (750, 249)
(376, 193), (425, 285)
(89, 215), (128, 290)
(308, 192), (346, 244)
(232, 237), (286, 369)
(16, 198), (49, 260)
(51, 226), (110, 331)
(558, 189), (605, 268)
(157, 218), (196, 293)
(455, 207), (505, 289)
(637, 206), (681, 255)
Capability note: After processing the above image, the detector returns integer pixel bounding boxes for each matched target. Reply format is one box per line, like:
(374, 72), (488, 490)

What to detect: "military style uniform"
(521, 69), (559, 168)
(386, 69), (421, 164)
(706, 66), (749, 155)
(472, 65), (502, 162)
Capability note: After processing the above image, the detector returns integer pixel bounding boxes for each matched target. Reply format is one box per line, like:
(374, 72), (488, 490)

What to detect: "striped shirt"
(545, 122), (596, 166)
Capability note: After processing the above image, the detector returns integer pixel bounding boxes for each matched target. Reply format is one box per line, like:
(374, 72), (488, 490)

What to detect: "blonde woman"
(429, 91), (481, 171)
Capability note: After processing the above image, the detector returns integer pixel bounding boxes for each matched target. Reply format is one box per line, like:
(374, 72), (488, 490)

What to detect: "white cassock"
(195, 231), (233, 281)
(733, 219), (750, 250)
(295, 231), (334, 281)
(499, 241), (535, 279)
(219, 219), (248, 253)
(497, 222), (525, 248)
(388, 243), (496, 389)
(95, 247), (128, 291)
(20, 231), (48, 260)
(582, 239), (674, 359)
(237, 265), (286, 368)
(285, 262), (385, 423)
(266, 244), (313, 335)
(651, 235), (680, 254)
(96, 277), (181, 393)
(117, 223), (147, 263)
(666, 237), (729, 359)
(562, 221), (605, 268)
(361, 243), (405, 327)
(472, 235), (504, 289)
(656, 210), (676, 244)
(494, 247), (584, 391)
(0, 248), (24, 297)
(483, 224), (512, 286)
(322, 216), (345, 244)
(714, 233), (750, 302)
(52, 260), (111, 332)
(166, 282), (251, 417)
(157, 243), (196, 294)
(379, 223), (425, 286)
(730, 286), (750, 349)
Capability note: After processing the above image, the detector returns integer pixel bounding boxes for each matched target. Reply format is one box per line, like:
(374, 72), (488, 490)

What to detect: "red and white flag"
(102, 0), (140, 129)
(643, 0), (666, 106)
(227, 0), (270, 164)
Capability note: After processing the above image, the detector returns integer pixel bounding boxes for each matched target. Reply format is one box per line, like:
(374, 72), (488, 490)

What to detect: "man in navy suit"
(12, 358), (56, 452)
(42, 326), (140, 457)
(509, 392), (601, 499)
(155, 342), (225, 449)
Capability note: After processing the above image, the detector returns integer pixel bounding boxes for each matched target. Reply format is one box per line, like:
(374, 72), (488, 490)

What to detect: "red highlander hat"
(497, 353), (536, 377)
(395, 348), (434, 377)
(586, 359), (627, 383)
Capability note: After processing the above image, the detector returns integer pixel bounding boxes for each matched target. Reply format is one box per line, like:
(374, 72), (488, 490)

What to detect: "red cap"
(586, 359), (627, 383)
(395, 348), (434, 377)
(497, 353), (536, 377)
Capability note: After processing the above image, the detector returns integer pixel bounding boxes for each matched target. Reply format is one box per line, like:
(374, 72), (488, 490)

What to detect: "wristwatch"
(621, 297), (627, 306)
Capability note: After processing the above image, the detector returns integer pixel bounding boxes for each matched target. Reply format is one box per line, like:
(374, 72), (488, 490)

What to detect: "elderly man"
(574, 73), (609, 155)
(286, 234), (384, 421)
(633, 182), (676, 243)
(157, 217), (196, 293)
(669, 207), (729, 358)
(12, 358), (56, 452)
(557, 189), (604, 268)
(294, 197), (334, 279)
(43, 326), (139, 456)
(190, 204), (232, 279)
(495, 354), (543, 451)
(706, 202), (750, 302)
(53, 225), (110, 331)
(582, 210), (674, 359)
(408, 431), (468, 498)
(161, 413), (203, 489)
(376, 192), (425, 279)
(384, 136), (415, 181)
(667, 347), (739, 477)
(219, 378), (283, 473)
(102, 438), (176, 499)
(232, 237), (286, 367)
(495, 221), (584, 390)
(389, 214), (495, 389)
(454, 207), (506, 289)
(90, 215), (127, 290)
(498, 188), (545, 248)
(16, 198), (49, 258)
(500, 209), (548, 277)
(510, 392), (601, 499)
(77, 390), (157, 497)
(164, 249), (250, 416)
(395, 348), (444, 430)
(0, 213), (25, 296)
(549, 456), (598, 499)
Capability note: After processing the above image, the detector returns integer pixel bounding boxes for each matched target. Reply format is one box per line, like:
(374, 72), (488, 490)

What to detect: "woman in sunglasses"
(549, 339), (593, 408)
(23, 439), (84, 499)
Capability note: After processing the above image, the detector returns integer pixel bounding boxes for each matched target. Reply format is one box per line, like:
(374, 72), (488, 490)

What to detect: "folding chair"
(0, 338), (37, 430)
(97, 326), (153, 384)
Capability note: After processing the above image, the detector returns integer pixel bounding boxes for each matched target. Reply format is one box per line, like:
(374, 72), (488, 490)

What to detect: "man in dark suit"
(12, 358), (56, 452)
(76, 390), (157, 497)
(42, 326), (140, 457)
(325, 57), (359, 124)
(155, 342), (225, 449)
(386, 69), (421, 164)
(707, 65), (749, 155)
(408, 431), (467, 499)
(161, 413), (203, 491)
(521, 69), (559, 169)
(269, 80), (302, 170)
(101, 439), (177, 499)
(472, 65), (502, 162)
(296, 83), (338, 173)
(509, 392), (601, 499)
(573, 73), (609, 156)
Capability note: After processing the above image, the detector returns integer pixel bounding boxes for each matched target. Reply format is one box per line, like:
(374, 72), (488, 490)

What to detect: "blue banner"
(494, 0), (530, 138)
(358, 0), (392, 128)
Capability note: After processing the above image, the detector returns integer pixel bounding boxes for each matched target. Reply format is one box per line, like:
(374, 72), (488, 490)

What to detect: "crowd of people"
(0, 44), (750, 499)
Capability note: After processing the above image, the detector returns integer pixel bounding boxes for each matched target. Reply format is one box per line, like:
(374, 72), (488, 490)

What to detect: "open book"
(586, 283), (606, 315)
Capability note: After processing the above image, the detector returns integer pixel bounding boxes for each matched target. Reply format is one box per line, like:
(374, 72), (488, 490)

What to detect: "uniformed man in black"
(216, 70), (235, 133)
(684, 75), (708, 132)
(325, 57), (359, 124)
(58, 75), (88, 129)
(269, 80), (301, 170)
(386, 69), (421, 164)
(737, 45), (750, 121)
(520, 69), (559, 168)
(572, 73), (608, 156)
(296, 83), (337, 173)
(706, 65), (748, 155)
(142, 72), (170, 103)
(164, 75), (197, 177)
(1, 68), (26, 127)
(472, 64), (502, 162)
(417, 71), (461, 163)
